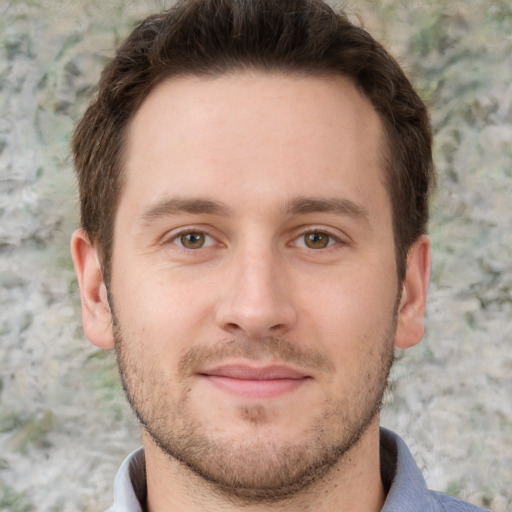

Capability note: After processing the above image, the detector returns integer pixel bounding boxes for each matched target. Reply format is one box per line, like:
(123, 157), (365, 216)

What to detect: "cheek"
(114, 262), (200, 317)
(112, 270), (218, 371)
(301, 265), (398, 357)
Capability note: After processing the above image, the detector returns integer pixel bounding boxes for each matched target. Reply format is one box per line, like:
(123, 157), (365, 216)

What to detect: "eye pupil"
(180, 232), (205, 249)
(304, 232), (329, 249)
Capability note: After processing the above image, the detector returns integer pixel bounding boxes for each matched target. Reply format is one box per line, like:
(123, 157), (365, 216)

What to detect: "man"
(70, 1), (489, 511)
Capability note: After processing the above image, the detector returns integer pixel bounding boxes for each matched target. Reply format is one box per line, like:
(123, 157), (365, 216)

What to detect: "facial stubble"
(113, 311), (396, 503)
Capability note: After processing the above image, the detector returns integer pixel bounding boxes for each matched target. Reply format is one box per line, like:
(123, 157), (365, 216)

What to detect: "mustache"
(178, 337), (335, 378)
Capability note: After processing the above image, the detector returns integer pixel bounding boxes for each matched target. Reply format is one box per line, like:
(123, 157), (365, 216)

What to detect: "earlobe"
(394, 235), (431, 349)
(70, 229), (115, 349)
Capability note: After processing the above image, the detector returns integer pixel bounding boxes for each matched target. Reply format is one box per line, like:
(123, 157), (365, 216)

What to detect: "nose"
(214, 245), (298, 339)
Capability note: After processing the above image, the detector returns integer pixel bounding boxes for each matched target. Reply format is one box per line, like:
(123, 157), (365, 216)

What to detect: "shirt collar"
(380, 427), (437, 512)
(109, 447), (146, 512)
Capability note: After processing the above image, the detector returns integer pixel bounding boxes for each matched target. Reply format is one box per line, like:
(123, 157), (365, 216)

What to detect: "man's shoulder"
(429, 491), (492, 512)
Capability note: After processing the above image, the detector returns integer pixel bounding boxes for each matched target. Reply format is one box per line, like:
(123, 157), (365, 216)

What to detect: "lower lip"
(203, 375), (308, 398)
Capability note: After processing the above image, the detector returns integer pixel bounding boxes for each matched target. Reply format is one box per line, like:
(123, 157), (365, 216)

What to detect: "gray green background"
(0, 0), (511, 510)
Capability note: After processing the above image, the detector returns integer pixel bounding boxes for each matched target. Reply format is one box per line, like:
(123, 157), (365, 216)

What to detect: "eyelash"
(292, 229), (341, 250)
(164, 226), (346, 252)
(165, 228), (217, 250)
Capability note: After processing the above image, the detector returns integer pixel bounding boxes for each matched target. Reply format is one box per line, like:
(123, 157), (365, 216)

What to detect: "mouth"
(198, 364), (311, 399)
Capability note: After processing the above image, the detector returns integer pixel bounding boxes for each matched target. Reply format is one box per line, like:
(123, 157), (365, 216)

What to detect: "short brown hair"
(72, 0), (434, 284)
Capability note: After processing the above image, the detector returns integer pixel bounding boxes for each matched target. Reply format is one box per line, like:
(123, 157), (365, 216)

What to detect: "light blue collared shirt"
(105, 428), (491, 512)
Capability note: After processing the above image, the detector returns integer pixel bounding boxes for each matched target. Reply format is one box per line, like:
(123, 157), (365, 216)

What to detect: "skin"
(71, 72), (430, 512)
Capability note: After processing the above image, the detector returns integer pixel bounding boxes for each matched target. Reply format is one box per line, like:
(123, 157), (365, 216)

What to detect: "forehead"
(128, 72), (384, 151)
(120, 72), (389, 221)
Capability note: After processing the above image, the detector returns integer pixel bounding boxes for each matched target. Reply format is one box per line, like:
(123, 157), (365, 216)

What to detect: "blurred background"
(0, 0), (511, 510)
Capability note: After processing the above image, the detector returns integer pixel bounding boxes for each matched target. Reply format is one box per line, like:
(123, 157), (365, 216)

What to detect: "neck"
(142, 419), (385, 512)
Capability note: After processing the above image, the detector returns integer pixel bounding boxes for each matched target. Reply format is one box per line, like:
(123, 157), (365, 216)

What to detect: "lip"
(198, 364), (310, 398)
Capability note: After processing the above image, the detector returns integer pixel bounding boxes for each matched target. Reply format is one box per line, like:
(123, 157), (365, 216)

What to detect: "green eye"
(303, 232), (331, 249)
(179, 232), (206, 249)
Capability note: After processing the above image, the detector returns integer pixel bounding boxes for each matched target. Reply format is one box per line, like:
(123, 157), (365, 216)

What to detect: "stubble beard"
(113, 315), (396, 504)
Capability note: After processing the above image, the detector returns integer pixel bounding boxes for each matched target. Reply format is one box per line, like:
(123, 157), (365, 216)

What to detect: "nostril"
(225, 322), (242, 332)
(214, 292), (297, 338)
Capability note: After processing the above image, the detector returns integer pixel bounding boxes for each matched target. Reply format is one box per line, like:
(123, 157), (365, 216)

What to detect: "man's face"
(110, 72), (401, 497)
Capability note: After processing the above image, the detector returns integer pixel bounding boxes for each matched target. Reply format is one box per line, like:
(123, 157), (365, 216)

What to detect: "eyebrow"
(140, 197), (231, 223)
(139, 195), (369, 224)
(286, 196), (369, 222)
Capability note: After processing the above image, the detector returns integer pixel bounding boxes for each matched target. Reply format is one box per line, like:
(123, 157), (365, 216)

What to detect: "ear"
(394, 235), (431, 349)
(70, 229), (114, 349)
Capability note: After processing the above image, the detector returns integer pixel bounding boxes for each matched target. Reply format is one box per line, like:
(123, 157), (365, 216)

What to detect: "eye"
(173, 231), (214, 249)
(295, 231), (337, 249)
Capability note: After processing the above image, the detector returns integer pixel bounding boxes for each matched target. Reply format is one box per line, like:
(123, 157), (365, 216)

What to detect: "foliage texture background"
(0, 0), (511, 510)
